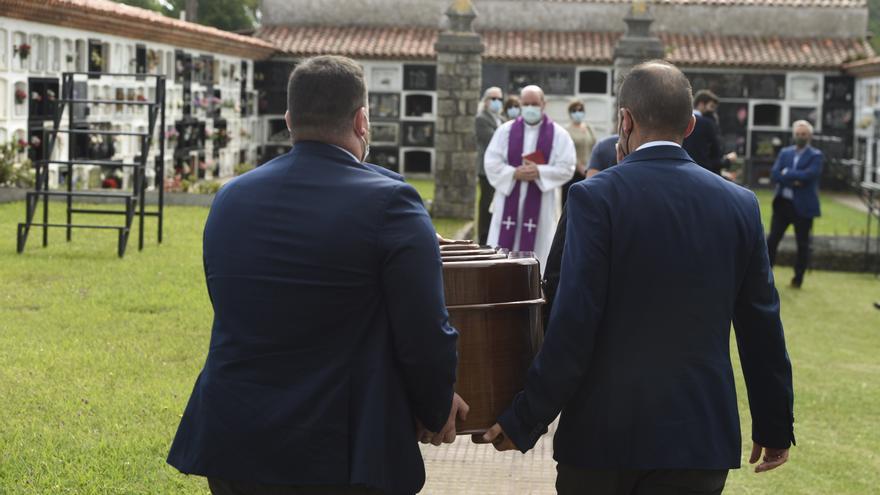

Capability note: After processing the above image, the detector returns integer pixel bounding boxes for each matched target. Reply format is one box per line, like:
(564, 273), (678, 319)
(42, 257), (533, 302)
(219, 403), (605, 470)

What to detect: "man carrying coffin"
(484, 85), (576, 267)
(167, 55), (466, 495)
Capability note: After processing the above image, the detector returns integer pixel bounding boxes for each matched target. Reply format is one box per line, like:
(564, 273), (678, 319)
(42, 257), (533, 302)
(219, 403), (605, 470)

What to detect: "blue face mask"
(570, 111), (586, 123)
(506, 107), (521, 119)
(488, 99), (503, 113)
(522, 105), (543, 125)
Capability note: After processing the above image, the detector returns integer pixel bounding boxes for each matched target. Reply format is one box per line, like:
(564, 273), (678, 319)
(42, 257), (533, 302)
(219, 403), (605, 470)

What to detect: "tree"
(111, 0), (259, 32)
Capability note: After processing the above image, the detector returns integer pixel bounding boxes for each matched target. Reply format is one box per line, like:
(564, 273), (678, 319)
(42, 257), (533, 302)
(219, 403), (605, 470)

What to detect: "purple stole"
(497, 115), (554, 251)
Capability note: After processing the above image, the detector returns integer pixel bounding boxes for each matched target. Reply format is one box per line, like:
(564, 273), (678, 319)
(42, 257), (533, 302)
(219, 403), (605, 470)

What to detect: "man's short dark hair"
(693, 89), (720, 108)
(617, 60), (693, 138)
(287, 55), (367, 139)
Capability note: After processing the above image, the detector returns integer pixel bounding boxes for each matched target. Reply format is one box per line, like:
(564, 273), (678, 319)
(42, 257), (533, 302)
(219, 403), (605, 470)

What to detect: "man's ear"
(684, 114), (696, 139)
(354, 107), (368, 137)
(284, 110), (292, 133)
(619, 108), (632, 134)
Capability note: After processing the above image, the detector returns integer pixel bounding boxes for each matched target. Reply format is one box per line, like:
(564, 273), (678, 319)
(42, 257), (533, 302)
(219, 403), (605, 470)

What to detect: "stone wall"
(774, 235), (880, 273)
(261, 0), (868, 38)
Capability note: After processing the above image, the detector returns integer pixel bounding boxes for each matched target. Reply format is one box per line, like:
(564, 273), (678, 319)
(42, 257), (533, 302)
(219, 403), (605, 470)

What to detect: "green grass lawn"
(1, 200), (878, 494)
(755, 190), (868, 237)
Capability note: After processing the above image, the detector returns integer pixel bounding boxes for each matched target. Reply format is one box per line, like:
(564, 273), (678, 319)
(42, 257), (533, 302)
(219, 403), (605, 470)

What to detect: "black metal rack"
(16, 71), (166, 257)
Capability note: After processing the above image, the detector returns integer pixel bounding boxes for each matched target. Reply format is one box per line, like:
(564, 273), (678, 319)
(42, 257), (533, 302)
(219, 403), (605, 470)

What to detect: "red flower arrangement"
(136, 94), (147, 102)
(102, 177), (120, 189)
(14, 89), (27, 104)
(31, 91), (42, 102)
(17, 139), (29, 149)
(14, 43), (31, 60)
(30, 136), (42, 148)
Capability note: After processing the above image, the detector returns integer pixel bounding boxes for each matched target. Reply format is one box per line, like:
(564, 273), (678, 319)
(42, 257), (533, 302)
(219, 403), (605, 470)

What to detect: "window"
(0, 78), (7, 118)
(63, 39), (75, 72)
(578, 70), (608, 94)
(789, 107), (819, 127)
(753, 103), (782, 127)
(87, 40), (104, 75)
(402, 149), (432, 175)
(403, 65), (436, 91)
(28, 34), (45, 72)
(75, 39), (87, 71)
(13, 81), (27, 117)
(404, 93), (434, 118)
(0, 29), (7, 71)
(13, 31), (27, 71)
(136, 44), (147, 74)
(44, 37), (59, 73)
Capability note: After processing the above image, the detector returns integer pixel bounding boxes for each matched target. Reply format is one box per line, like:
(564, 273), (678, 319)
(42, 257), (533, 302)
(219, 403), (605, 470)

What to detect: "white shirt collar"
(693, 110), (702, 117)
(329, 143), (360, 163)
(636, 141), (682, 151)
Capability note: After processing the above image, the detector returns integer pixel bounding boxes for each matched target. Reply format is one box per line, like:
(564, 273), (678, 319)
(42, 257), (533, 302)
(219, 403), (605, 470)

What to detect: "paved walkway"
(419, 420), (558, 494)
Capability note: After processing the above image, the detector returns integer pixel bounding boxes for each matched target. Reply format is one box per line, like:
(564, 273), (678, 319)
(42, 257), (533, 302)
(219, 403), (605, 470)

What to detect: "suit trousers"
(555, 465), (729, 495)
(766, 196), (814, 283)
(477, 174), (495, 245)
(208, 478), (385, 495)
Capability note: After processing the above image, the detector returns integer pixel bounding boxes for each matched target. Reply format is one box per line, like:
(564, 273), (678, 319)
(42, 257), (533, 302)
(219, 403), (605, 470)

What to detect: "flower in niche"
(30, 136), (42, 148)
(14, 89), (27, 104)
(46, 89), (56, 102)
(14, 43), (32, 60)
(31, 91), (43, 102)
(18, 139), (29, 149)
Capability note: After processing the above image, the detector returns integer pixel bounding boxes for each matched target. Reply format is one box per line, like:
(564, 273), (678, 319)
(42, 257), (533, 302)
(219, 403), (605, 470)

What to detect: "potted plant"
(14, 43), (32, 60)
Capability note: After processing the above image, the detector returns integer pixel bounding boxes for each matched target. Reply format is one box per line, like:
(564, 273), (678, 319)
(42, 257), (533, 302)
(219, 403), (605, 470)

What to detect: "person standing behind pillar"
(561, 99), (596, 207)
(683, 89), (724, 174)
(475, 87), (504, 245)
(766, 120), (823, 289)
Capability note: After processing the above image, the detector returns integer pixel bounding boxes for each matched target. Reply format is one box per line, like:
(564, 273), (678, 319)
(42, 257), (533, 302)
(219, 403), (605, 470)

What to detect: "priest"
(484, 85), (576, 267)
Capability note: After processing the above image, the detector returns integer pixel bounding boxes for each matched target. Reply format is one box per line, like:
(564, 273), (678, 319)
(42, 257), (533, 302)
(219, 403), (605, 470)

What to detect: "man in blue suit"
(683, 90), (723, 174)
(767, 121), (823, 288)
(479, 61), (794, 494)
(167, 55), (467, 495)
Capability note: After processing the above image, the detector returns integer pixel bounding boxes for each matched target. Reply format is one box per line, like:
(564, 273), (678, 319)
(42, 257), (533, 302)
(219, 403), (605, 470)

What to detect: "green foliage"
(111, 0), (258, 31)
(870, 0), (880, 53)
(0, 141), (35, 188)
(233, 162), (254, 176)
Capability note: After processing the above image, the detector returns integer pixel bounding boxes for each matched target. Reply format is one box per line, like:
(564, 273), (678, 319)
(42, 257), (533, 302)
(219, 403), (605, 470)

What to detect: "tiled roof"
(256, 26), (874, 70)
(543, 0), (866, 7)
(257, 25), (436, 60)
(0, 0), (276, 59)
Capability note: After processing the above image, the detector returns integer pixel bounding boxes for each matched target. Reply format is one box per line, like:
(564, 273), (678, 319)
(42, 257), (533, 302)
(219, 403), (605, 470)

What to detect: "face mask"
(506, 107), (521, 119)
(570, 111), (585, 123)
(794, 137), (809, 148)
(522, 105), (543, 125)
(489, 99), (503, 113)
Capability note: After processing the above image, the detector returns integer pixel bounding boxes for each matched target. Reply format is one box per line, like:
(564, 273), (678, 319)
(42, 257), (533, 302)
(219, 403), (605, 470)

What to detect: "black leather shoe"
(790, 278), (802, 289)
(874, 301), (880, 310)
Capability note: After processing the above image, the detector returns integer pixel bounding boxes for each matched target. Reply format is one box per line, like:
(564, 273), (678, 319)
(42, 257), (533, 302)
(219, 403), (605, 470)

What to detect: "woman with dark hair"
(561, 99), (595, 206)
(502, 95), (521, 121)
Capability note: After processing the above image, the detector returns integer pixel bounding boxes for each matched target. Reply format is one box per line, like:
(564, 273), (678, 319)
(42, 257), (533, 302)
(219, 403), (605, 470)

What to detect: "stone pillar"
(612, 1), (666, 86)
(432, 0), (484, 220)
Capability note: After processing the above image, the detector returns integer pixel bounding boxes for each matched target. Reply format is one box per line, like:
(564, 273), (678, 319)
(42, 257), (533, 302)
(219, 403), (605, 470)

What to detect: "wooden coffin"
(441, 256), (544, 434)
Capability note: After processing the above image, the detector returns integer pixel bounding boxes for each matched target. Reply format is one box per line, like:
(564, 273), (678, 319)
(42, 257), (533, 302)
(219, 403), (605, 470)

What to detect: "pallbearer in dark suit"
(479, 61), (795, 495)
(767, 120), (824, 288)
(167, 56), (467, 495)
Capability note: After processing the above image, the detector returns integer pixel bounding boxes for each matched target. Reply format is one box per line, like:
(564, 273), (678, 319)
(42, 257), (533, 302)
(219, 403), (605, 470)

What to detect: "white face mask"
(522, 105), (543, 125)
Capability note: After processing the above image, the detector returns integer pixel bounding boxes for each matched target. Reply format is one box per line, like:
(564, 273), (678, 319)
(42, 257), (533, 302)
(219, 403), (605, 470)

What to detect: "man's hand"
(471, 423), (518, 451)
(422, 393), (469, 446)
(514, 163), (539, 182)
(576, 162), (587, 176)
(436, 233), (472, 245)
(749, 442), (789, 473)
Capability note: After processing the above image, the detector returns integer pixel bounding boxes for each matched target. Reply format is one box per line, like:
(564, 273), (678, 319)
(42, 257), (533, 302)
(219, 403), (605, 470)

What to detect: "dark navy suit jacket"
(683, 114), (723, 174)
(167, 141), (458, 495)
(770, 145), (823, 218)
(499, 145), (795, 469)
